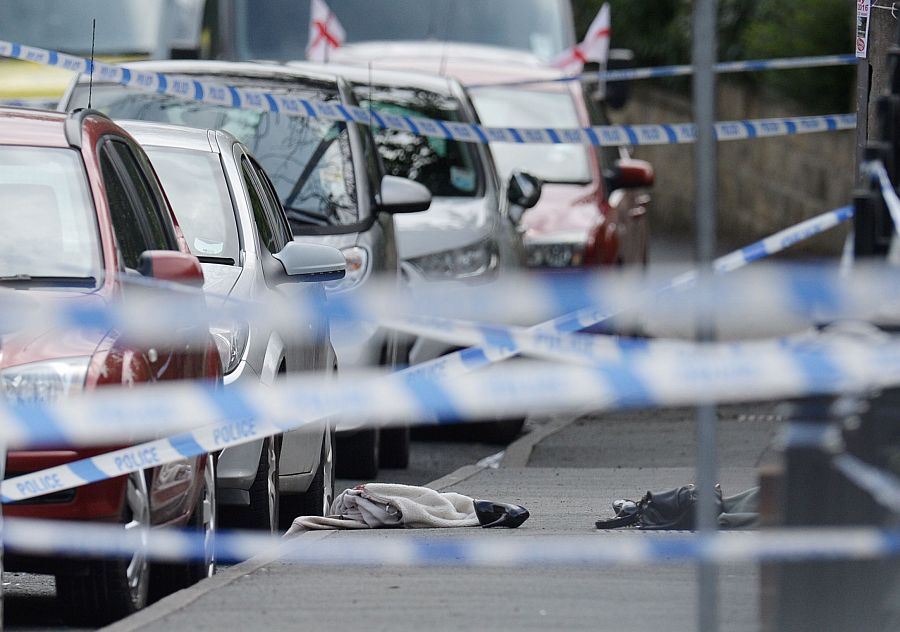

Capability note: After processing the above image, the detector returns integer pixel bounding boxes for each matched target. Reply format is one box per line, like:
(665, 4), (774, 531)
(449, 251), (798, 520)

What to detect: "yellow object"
(0, 55), (147, 105)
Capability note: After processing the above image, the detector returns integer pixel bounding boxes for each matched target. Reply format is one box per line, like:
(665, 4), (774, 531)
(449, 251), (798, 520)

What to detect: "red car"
(334, 42), (655, 268)
(0, 108), (221, 625)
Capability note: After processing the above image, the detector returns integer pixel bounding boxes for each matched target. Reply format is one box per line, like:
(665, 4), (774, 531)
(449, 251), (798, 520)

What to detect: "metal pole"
(692, 1), (719, 631)
(0, 441), (6, 629)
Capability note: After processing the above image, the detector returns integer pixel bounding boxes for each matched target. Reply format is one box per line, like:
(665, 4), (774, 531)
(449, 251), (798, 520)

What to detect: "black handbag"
(595, 484), (723, 530)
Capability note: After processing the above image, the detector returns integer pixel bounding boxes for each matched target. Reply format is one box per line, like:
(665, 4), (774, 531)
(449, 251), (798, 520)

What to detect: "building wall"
(615, 81), (855, 255)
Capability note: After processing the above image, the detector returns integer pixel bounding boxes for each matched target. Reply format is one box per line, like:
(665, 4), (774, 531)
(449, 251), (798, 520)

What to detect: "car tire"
(222, 437), (279, 532)
(150, 455), (217, 601)
(279, 428), (334, 531)
(335, 427), (379, 479)
(56, 471), (151, 626)
(379, 425), (410, 469)
(477, 418), (526, 445)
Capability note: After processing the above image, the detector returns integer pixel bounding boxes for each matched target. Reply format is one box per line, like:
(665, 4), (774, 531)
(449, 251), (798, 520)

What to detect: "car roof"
(287, 60), (461, 96)
(332, 41), (565, 87)
(0, 107), (72, 147)
(119, 120), (221, 153)
(76, 59), (342, 90)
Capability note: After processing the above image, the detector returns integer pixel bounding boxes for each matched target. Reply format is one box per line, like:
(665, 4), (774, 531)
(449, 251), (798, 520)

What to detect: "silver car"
(61, 60), (431, 478)
(121, 121), (345, 532)
(287, 62), (536, 369)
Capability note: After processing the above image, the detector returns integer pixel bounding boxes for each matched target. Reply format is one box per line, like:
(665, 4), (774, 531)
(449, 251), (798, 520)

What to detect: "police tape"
(8, 337), (900, 503)
(0, 207), (866, 344)
(3, 517), (900, 567)
(0, 206), (860, 502)
(866, 160), (900, 237)
(0, 39), (856, 147)
(467, 54), (859, 88)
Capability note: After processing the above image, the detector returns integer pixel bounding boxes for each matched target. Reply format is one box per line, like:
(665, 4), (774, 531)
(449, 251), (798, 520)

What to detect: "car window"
(144, 146), (241, 264)
(71, 84), (363, 231)
(100, 144), (153, 270)
(252, 159), (293, 247)
(470, 87), (593, 185)
(354, 85), (482, 198)
(107, 140), (177, 251)
(0, 146), (101, 284)
(241, 158), (279, 254)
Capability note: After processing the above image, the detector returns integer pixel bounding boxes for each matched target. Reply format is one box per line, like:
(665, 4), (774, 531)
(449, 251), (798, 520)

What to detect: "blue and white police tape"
(4, 517), (900, 567)
(832, 453), (900, 515)
(467, 54), (859, 88)
(0, 206), (865, 341)
(8, 337), (900, 503)
(0, 206), (861, 500)
(865, 160), (900, 238)
(0, 39), (857, 147)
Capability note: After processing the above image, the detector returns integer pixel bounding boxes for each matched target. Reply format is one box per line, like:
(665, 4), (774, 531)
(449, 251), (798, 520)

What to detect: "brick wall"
(614, 81), (855, 255)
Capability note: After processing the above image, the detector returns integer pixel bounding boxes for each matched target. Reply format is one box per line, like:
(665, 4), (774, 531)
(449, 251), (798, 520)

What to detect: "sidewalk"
(107, 407), (777, 632)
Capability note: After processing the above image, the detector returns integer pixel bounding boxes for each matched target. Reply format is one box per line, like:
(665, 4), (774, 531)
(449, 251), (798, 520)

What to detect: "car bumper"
(216, 360), (266, 506)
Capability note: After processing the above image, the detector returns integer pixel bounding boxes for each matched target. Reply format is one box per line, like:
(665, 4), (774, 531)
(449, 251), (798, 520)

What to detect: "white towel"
(286, 483), (480, 534)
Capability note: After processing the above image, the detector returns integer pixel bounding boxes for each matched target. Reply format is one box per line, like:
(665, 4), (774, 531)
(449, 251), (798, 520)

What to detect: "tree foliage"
(572, 0), (854, 111)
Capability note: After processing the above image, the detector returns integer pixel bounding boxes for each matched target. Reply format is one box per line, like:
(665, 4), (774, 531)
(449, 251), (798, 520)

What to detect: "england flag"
(306, 0), (346, 62)
(552, 3), (611, 74)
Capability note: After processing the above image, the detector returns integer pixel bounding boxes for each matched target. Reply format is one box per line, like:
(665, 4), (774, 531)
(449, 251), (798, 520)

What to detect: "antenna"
(87, 18), (96, 109)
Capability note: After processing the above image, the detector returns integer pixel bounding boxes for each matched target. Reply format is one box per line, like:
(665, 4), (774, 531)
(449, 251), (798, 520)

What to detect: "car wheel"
(223, 437), (279, 532)
(477, 418), (526, 445)
(335, 427), (379, 479)
(57, 471), (151, 626)
(279, 428), (334, 531)
(150, 455), (217, 600)
(379, 425), (410, 469)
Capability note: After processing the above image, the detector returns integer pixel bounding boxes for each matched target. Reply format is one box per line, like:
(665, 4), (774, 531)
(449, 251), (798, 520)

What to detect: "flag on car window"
(307, 0), (346, 62)
(552, 3), (611, 74)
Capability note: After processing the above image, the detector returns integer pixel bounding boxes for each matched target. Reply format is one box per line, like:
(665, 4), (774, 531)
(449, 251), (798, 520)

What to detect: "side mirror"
(274, 242), (346, 283)
(138, 250), (204, 287)
(507, 170), (542, 210)
(605, 159), (655, 191)
(377, 175), (432, 214)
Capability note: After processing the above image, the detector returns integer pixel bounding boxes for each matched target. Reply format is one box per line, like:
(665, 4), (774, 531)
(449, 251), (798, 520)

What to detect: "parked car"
(61, 60), (431, 478)
(0, 0), (204, 107)
(287, 61), (536, 367)
(121, 120), (346, 532)
(332, 42), (655, 270)
(198, 0), (576, 63)
(0, 107), (219, 625)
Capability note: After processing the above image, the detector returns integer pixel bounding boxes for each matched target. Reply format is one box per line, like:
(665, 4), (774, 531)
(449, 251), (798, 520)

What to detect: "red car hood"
(0, 290), (109, 369)
(522, 183), (603, 241)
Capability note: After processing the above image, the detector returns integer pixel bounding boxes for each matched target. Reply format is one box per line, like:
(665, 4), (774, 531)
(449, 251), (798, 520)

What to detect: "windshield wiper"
(284, 206), (333, 227)
(197, 256), (236, 266)
(0, 275), (97, 288)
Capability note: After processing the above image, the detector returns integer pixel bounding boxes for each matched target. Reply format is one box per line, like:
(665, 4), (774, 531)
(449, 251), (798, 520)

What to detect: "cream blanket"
(285, 483), (480, 535)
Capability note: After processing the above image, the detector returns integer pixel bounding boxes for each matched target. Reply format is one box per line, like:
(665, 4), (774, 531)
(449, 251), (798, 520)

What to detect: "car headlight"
(210, 320), (250, 375)
(526, 241), (585, 268)
(0, 357), (90, 405)
(324, 246), (369, 293)
(409, 239), (499, 280)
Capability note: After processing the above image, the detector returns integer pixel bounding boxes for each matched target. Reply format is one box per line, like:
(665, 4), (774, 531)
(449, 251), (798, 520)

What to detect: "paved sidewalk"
(108, 408), (777, 632)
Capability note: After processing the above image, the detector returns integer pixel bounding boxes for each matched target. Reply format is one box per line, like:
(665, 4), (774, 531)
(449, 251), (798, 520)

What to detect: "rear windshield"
(69, 82), (361, 230)
(354, 85), (482, 198)
(470, 88), (592, 185)
(0, 146), (100, 287)
(143, 147), (241, 264)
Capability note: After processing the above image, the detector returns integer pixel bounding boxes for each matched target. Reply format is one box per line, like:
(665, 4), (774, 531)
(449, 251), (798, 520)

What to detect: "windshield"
(470, 88), (592, 184)
(144, 147), (241, 264)
(69, 83), (360, 228)
(0, 0), (166, 56)
(355, 85), (481, 198)
(231, 0), (573, 62)
(0, 147), (100, 286)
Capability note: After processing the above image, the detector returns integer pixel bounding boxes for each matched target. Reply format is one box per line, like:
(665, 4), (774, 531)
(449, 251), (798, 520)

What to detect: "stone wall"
(614, 81), (855, 255)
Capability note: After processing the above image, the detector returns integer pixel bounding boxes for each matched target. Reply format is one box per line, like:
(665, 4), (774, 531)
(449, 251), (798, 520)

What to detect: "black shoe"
(473, 500), (530, 528)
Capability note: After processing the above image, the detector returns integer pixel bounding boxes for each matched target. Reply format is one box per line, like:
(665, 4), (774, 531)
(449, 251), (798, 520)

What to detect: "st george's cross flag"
(307, 0), (346, 62)
(551, 3), (611, 74)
